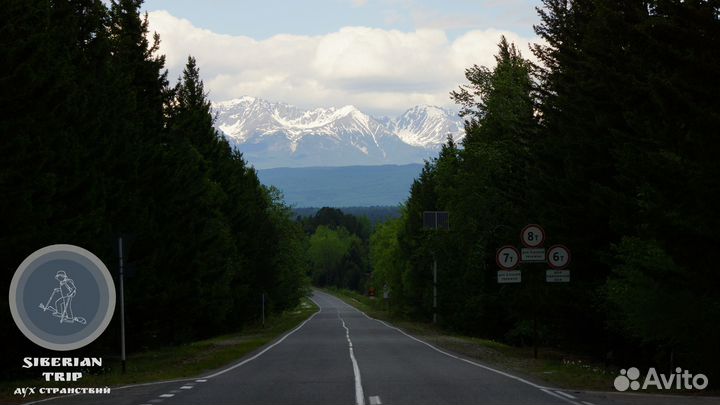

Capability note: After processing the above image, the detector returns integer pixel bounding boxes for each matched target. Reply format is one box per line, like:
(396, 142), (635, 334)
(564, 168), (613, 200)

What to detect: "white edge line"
(202, 298), (321, 379)
(372, 317), (548, 389)
(313, 290), (581, 405)
(556, 390), (577, 399)
(24, 296), (322, 405)
(541, 389), (583, 405)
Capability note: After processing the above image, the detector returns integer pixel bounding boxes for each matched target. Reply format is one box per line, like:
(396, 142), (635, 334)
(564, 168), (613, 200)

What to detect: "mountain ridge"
(212, 96), (464, 168)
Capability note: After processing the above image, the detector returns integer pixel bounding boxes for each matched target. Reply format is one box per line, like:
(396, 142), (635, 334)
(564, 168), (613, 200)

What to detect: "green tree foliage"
(293, 206), (401, 226)
(0, 0), (308, 377)
(371, 0), (720, 377)
(308, 226), (354, 286)
(376, 37), (539, 329)
(302, 208), (371, 292)
(532, 0), (720, 373)
(369, 216), (407, 310)
(301, 207), (371, 240)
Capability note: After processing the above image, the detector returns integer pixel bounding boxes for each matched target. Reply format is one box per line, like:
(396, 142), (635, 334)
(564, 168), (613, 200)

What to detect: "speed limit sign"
(496, 246), (520, 270)
(547, 244), (571, 269)
(521, 224), (545, 247)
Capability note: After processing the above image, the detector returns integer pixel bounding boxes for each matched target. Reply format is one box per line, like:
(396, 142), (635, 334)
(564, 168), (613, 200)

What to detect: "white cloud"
(148, 10), (539, 116)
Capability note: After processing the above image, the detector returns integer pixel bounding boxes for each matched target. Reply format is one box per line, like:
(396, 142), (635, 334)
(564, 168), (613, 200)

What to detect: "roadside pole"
(118, 237), (126, 374)
(383, 283), (390, 311)
(423, 211), (449, 325)
(433, 256), (437, 324)
(533, 303), (538, 359)
(521, 224), (544, 360)
(261, 293), (265, 327)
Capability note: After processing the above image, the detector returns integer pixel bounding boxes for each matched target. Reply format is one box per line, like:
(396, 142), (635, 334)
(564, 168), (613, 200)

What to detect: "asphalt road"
(25, 291), (720, 405)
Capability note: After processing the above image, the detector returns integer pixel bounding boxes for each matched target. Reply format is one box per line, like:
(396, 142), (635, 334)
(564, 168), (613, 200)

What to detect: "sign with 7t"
(496, 246), (520, 270)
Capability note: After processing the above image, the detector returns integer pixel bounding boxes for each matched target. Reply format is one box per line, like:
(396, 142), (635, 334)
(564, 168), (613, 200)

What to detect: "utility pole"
(423, 211), (448, 325)
(433, 256), (437, 324)
(533, 311), (538, 359)
(118, 237), (126, 374)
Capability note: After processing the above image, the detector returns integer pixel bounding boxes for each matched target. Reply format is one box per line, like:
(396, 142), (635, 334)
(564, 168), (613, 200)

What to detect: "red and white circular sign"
(496, 245), (520, 270)
(520, 224), (545, 247)
(547, 244), (571, 269)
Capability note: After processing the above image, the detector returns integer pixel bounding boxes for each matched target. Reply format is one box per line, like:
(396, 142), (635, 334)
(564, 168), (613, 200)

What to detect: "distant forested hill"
(257, 164), (422, 207)
(293, 206), (401, 225)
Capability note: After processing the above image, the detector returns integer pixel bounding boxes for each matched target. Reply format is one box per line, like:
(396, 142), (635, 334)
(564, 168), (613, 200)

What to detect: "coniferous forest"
(0, 0), (308, 377)
(368, 0), (720, 381)
(2, 0), (719, 388)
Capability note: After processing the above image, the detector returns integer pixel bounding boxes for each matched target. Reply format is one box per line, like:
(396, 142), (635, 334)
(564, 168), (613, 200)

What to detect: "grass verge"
(322, 287), (617, 392)
(1, 297), (318, 404)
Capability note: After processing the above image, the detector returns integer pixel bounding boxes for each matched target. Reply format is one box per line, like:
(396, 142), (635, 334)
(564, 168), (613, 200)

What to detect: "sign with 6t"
(496, 246), (520, 270)
(520, 224), (545, 247)
(547, 244), (571, 269)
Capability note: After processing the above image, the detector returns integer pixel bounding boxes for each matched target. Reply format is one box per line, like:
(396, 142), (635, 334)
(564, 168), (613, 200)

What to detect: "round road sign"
(520, 224), (545, 248)
(547, 244), (571, 269)
(496, 246), (520, 270)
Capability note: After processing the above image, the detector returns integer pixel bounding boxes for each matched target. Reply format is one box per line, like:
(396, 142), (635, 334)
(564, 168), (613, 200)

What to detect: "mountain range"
(212, 96), (464, 169)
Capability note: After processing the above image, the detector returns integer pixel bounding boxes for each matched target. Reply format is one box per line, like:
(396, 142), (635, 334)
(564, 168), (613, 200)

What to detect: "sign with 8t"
(520, 224), (545, 248)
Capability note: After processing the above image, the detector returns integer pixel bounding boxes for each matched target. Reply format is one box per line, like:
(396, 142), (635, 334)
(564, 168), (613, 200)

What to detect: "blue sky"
(141, 0), (544, 116)
(142, 0), (541, 40)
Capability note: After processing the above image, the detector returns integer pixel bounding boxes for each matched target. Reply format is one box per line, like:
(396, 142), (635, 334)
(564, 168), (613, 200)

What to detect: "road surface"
(26, 291), (719, 405)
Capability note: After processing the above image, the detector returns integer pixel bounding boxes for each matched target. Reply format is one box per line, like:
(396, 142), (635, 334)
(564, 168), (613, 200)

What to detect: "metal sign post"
(433, 257), (437, 324)
(423, 211), (449, 324)
(118, 237), (126, 374)
(383, 283), (391, 311)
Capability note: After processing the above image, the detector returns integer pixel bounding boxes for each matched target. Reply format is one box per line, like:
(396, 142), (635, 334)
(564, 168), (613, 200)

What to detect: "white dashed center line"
(339, 313), (365, 405)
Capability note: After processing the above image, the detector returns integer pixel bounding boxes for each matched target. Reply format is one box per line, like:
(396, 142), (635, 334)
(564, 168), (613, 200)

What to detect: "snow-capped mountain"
(387, 105), (464, 148)
(212, 96), (463, 169)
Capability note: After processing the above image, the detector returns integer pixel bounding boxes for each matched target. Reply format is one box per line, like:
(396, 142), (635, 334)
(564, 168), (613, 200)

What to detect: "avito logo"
(614, 367), (708, 391)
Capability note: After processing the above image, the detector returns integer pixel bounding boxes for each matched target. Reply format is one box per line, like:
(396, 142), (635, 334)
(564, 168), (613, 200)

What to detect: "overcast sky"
(142, 0), (544, 116)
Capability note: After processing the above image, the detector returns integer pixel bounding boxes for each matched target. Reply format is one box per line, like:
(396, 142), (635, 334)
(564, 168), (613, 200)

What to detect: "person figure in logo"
(39, 270), (86, 324)
(54, 270), (77, 323)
